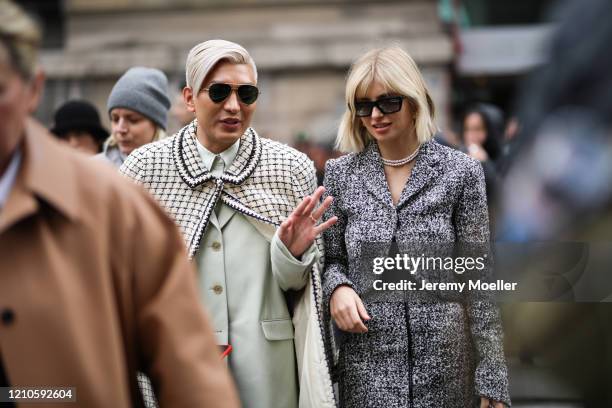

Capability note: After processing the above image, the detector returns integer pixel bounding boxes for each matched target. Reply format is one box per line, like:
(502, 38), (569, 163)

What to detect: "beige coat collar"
(0, 119), (81, 233)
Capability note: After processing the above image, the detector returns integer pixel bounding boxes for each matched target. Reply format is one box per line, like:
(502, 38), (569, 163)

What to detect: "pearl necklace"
(381, 145), (421, 167)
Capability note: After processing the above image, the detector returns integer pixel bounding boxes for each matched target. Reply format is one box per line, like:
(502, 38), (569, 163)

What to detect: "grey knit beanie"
(107, 67), (171, 130)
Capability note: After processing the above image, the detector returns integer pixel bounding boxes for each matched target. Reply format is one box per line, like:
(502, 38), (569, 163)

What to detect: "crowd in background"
(3, 0), (612, 406)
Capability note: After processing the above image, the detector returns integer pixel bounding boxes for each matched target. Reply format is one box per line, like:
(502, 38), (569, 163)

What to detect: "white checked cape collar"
(169, 120), (283, 257)
(121, 119), (319, 258)
(173, 119), (262, 188)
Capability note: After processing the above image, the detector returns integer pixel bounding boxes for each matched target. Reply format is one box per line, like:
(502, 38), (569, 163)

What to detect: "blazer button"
(212, 285), (224, 295)
(1, 308), (15, 326)
(211, 241), (222, 251)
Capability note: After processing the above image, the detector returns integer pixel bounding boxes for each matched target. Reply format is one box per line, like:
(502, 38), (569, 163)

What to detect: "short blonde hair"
(185, 39), (257, 93)
(337, 45), (437, 153)
(0, 0), (41, 79)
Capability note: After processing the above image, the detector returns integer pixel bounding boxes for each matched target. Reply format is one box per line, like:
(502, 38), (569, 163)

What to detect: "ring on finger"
(309, 214), (317, 223)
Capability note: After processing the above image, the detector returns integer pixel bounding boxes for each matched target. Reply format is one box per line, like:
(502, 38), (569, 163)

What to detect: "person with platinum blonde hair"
(121, 39), (337, 408)
(185, 39), (258, 96)
(337, 45), (437, 153)
(321, 46), (511, 407)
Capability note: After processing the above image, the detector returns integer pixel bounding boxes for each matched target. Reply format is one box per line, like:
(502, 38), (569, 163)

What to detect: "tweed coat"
(119, 120), (336, 407)
(322, 140), (511, 407)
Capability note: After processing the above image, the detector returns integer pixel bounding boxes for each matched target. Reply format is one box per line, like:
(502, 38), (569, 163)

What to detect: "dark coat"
(322, 140), (511, 407)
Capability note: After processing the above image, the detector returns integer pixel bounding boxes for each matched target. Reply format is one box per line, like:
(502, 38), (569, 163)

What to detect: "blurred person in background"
(121, 39), (337, 408)
(293, 133), (341, 186)
(322, 45), (510, 408)
(460, 103), (505, 229)
(96, 66), (170, 167)
(0, 2), (240, 407)
(50, 99), (108, 155)
(308, 141), (341, 186)
(503, 116), (520, 144)
(499, 0), (612, 406)
(460, 103), (504, 166)
(169, 78), (195, 133)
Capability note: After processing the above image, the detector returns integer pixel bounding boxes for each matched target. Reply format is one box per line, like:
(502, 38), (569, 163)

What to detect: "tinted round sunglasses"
(202, 83), (260, 105)
(354, 96), (406, 117)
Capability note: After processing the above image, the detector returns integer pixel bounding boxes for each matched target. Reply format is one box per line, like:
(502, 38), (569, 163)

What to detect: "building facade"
(36, 0), (453, 144)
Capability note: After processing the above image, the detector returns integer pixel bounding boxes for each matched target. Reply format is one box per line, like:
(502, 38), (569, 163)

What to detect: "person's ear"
(26, 68), (45, 114)
(183, 86), (196, 113)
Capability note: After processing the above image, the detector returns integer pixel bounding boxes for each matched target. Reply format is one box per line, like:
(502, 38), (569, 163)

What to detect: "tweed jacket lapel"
(359, 142), (394, 208)
(396, 140), (441, 209)
(358, 140), (442, 210)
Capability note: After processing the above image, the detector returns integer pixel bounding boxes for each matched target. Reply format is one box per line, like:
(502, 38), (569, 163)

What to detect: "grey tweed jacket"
(322, 140), (511, 407)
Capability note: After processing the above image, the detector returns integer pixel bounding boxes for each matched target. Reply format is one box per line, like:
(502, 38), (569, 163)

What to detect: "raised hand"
(278, 186), (338, 259)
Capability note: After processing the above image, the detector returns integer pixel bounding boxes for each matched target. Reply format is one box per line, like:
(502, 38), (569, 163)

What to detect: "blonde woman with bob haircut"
(321, 46), (511, 407)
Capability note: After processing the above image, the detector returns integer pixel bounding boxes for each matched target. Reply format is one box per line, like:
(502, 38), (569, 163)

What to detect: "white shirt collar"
(195, 137), (240, 171)
(0, 149), (22, 211)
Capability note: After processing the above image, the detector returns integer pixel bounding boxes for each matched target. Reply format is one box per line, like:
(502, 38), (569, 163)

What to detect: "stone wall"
(39, 0), (452, 144)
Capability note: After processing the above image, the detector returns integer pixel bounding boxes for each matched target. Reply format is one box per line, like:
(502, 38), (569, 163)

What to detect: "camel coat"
(0, 120), (240, 408)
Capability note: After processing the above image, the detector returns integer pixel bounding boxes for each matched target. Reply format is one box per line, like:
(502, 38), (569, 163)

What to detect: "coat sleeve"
(453, 159), (511, 406)
(321, 158), (356, 307)
(126, 189), (240, 408)
(270, 231), (316, 291)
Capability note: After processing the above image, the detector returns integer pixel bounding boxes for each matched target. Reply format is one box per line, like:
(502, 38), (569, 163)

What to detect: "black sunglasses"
(354, 96), (406, 117)
(202, 83), (259, 105)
